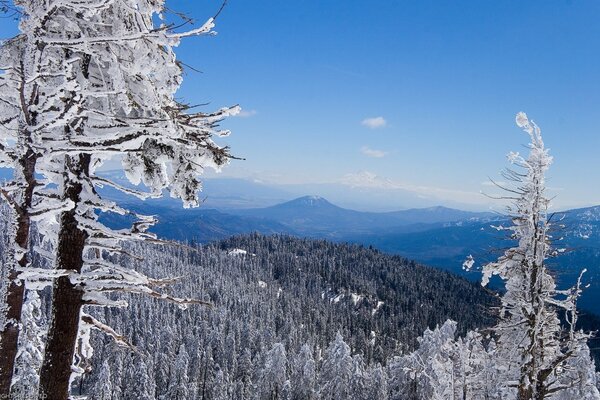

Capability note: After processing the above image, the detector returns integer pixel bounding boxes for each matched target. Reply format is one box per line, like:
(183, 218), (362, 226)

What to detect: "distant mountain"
(348, 206), (600, 314)
(99, 195), (600, 313)
(19, 168), (600, 314)
(230, 196), (382, 236)
(228, 196), (494, 238)
(99, 202), (295, 242)
(383, 205), (496, 226)
(99, 193), (495, 243)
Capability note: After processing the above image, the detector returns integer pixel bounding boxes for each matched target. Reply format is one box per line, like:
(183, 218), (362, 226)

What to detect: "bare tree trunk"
(0, 147), (37, 397)
(38, 154), (90, 400)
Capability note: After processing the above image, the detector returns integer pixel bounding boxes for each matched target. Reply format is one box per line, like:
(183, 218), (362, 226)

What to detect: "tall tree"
(290, 344), (316, 400)
(0, 0), (236, 398)
(39, 4), (236, 400)
(480, 112), (598, 399)
(260, 342), (289, 400)
(318, 332), (354, 400)
(90, 360), (114, 400)
(166, 345), (190, 400)
(0, 7), (85, 393)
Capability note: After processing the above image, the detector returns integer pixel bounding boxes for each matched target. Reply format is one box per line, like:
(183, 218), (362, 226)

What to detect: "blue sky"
(2, 0), (600, 210)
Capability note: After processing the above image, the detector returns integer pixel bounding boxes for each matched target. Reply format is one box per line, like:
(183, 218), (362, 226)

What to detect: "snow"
(228, 248), (256, 256)
(228, 248), (248, 256)
(372, 301), (384, 316)
(574, 223), (593, 239)
(350, 293), (364, 305)
(332, 294), (344, 304)
(462, 255), (475, 271)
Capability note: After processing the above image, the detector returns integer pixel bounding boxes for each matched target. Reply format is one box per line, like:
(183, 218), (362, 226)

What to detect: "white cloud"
(340, 171), (491, 206)
(360, 146), (387, 158)
(361, 116), (387, 129)
(235, 109), (257, 118)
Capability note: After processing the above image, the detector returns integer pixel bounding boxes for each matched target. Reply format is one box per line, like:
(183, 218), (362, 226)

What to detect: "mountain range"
(4, 168), (599, 313)
(97, 187), (600, 314)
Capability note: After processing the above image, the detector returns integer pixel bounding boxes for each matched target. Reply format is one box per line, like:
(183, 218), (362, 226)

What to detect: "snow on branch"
(80, 314), (136, 351)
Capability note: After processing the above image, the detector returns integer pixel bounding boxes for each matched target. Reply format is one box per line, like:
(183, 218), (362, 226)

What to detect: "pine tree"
(290, 344), (316, 400)
(349, 354), (369, 400)
(366, 364), (389, 400)
(91, 360), (114, 400)
(260, 342), (289, 400)
(236, 347), (255, 399)
(211, 367), (231, 400)
(9, 291), (44, 399)
(318, 332), (354, 400)
(0, 10), (82, 392)
(453, 330), (498, 399)
(387, 320), (458, 400)
(480, 112), (598, 399)
(166, 345), (190, 400)
(0, 1), (240, 398)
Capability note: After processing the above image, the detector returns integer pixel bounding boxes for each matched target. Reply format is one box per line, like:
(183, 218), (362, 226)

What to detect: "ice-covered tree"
(166, 345), (190, 400)
(0, 9), (83, 392)
(90, 360), (114, 400)
(260, 342), (289, 400)
(366, 364), (389, 400)
(318, 332), (354, 400)
(452, 330), (499, 399)
(349, 354), (370, 400)
(387, 320), (458, 400)
(0, 0), (238, 398)
(290, 344), (316, 400)
(479, 112), (598, 399)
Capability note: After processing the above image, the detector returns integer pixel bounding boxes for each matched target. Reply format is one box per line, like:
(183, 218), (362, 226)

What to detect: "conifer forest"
(1, 1), (599, 399)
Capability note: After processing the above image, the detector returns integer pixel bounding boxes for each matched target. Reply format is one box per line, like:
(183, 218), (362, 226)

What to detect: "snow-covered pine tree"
(0, 11), (85, 393)
(318, 332), (354, 400)
(0, 1), (237, 398)
(290, 344), (316, 400)
(480, 112), (598, 399)
(387, 319), (458, 400)
(452, 330), (498, 399)
(166, 345), (190, 400)
(90, 360), (114, 400)
(260, 342), (289, 400)
(235, 347), (255, 399)
(211, 367), (231, 400)
(349, 354), (369, 400)
(367, 364), (389, 400)
(9, 291), (44, 399)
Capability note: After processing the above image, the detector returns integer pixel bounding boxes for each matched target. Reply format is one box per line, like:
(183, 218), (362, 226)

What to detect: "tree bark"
(0, 148), (37, 397)
(38, 154), (90, 400)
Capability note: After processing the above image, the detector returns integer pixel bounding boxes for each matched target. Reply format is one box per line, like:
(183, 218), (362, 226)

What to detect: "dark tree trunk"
(0, 148), (37, 397)
(38, 154), (91, 400)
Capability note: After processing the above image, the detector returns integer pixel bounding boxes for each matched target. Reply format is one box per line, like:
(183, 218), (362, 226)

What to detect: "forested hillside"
(1, 0), (599, 398)
(66, 234), (498, 399)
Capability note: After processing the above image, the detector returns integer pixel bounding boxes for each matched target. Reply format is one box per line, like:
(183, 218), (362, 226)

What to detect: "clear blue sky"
(2, 0), (600, 210)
